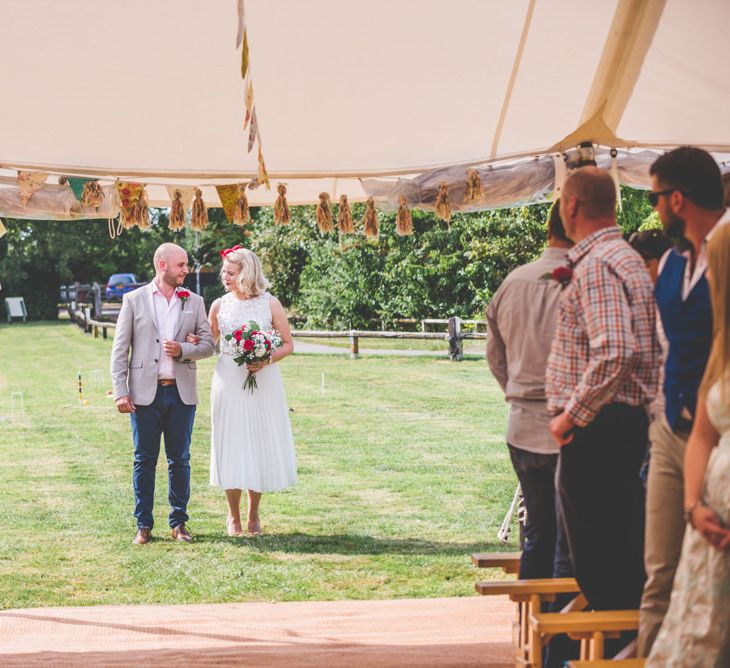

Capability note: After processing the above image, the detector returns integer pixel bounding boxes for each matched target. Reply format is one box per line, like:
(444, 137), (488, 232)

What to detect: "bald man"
(546, 168), (661, 618)
(111, 243), (214, 544)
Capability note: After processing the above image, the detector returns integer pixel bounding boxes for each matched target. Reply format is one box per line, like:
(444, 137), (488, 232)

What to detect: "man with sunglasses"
(638, 146), (730, 656)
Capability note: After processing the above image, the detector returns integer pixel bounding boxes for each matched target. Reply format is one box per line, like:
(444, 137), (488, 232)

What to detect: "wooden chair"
(471, 551), (521, 574)
(476, 577), (586, 667)
(529, 610), (639, 666)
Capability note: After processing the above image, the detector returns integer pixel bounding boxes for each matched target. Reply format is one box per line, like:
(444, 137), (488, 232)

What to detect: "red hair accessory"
(219, 244), (243, 258)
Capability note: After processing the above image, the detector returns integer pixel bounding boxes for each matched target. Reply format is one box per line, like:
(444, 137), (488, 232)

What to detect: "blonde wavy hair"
(700, 222), (730, 402)
(221, 248), (270, 297)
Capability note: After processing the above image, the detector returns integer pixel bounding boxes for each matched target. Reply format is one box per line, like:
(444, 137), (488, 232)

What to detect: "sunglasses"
(647, 188), (689, 207)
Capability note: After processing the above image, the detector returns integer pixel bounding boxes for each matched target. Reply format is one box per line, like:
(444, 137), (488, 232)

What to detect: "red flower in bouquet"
(224, 319), (284, 392)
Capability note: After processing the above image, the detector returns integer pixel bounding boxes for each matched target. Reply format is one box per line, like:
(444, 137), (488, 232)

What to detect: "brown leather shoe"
(133, 527), (151, 545)
(172, 524), (192, 543)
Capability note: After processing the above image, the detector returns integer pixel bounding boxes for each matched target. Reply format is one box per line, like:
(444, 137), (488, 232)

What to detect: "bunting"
(237, 0), (270, 189)
(17, 170), (48, 205)
(65, 177), (91, 202)
(216, 184), (240, 223)
(116, 182), (145, 229)
(0, 219), (6, 238)
(165, 185), (195, 216)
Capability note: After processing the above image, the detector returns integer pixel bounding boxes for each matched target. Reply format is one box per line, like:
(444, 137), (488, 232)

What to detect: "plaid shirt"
(546, 226), (660, 427)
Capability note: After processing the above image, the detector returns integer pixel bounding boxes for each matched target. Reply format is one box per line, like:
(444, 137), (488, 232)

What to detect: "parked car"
(105, 273), (144, 301)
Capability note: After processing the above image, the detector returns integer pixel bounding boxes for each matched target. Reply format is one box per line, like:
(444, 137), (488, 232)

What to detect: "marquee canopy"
(1, 0), (729, 219)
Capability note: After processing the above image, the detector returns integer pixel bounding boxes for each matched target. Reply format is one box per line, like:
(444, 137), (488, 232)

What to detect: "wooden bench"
(567, 660), (645, 668)
(476, 578), (585, 667)
(471, 551), (521, 574)
(529, 610), (639, 666)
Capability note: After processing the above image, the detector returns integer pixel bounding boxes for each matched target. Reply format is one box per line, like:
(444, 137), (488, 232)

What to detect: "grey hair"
(222, 248), (270, 297)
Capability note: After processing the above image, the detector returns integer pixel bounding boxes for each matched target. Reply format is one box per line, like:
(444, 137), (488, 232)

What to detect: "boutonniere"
(540, 266), (573, 289)
(177, 289), (191, 305)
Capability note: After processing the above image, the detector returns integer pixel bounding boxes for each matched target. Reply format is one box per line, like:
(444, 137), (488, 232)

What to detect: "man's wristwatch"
(684, 500), (703, 525)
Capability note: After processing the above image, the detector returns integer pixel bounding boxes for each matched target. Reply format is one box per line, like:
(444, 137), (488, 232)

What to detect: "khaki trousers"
(637, 415), (688, 657)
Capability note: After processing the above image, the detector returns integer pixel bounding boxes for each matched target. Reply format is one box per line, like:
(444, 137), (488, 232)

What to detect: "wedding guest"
(203, 247), (296, 536)
(486, 200), (573, 581)
(110, 243), (215, 544)
(647, 221), (730, 667)
(628, 228), (673, 282)
(628, 228), (673, 489)
(546, 168), (660, 615)
(638, 147), (730, 656)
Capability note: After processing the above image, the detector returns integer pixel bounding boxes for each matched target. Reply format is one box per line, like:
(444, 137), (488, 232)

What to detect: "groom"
(111, 243), (214, 544)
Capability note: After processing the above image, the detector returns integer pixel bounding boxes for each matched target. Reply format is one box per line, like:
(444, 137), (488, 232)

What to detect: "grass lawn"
(0, 321), (516, 610)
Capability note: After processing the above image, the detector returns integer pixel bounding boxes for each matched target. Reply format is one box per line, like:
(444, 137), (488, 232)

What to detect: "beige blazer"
(110, 283), (215, 405)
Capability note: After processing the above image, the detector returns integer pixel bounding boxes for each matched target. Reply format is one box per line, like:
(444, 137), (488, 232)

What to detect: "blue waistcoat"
(654, 250), (713, 428)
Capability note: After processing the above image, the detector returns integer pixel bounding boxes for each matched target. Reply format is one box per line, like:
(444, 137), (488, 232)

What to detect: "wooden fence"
(69, 311), (484, 361)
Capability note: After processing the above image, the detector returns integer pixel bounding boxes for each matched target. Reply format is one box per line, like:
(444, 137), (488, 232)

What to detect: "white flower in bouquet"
(254, 344), (266, 357)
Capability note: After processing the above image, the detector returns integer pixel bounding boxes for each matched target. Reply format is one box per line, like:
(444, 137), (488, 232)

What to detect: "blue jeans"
(508, 445), (570, 580)
(130, 385), (195, 530)
(509, 444), (575, 668)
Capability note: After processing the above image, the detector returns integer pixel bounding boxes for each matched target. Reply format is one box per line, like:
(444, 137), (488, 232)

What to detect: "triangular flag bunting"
(17, 170), (48, 205)
(248, 108), (258, 153)
(257, 145), (270, 189)
(0, 219), (6, 238)
(244, 81), (254, 130)
(116, 182), (145, 229)
(215, 184), (239, 223)
(241, 30), (249, 78)
(165, 186), (195, 215)
(67, 177), (91, 202)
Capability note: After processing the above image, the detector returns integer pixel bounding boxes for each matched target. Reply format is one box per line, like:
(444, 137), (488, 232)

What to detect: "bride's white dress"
(647, 380), (730, 667)
(210, 292), (297, 492)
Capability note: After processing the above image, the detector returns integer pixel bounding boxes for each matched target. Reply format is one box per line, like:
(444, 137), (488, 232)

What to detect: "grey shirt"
(486, 246), (569, 454)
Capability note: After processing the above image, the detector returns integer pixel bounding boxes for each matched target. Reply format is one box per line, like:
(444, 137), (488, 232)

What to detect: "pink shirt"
(150, 281), (180, 380)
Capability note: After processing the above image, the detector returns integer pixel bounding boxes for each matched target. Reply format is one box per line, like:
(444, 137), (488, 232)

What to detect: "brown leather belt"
(158, 379), (176, 386)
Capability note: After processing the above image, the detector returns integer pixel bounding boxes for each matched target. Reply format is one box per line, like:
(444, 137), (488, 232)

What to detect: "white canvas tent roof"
(1, 0), (729, 218)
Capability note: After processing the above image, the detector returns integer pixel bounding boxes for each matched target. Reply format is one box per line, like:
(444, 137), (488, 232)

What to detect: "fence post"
(349, 330), (359, 360)
(447, 316), (463, 361)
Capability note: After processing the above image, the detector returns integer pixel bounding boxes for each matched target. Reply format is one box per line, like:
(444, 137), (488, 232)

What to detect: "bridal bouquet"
(225, 320), (283, 392)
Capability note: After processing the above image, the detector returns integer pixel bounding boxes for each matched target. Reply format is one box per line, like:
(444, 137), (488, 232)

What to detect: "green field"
(0, 321), (515, 609)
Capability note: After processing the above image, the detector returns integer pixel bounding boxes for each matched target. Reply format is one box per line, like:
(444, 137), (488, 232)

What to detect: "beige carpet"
(0, 596), (514, 667)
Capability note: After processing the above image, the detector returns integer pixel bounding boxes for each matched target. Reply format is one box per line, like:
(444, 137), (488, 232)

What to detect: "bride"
(191, 246), (297, 536)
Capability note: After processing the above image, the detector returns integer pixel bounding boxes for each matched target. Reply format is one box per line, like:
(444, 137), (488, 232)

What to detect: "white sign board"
(5, 297), (27, 322)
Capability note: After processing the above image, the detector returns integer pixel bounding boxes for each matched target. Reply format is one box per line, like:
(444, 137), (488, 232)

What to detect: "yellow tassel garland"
(316, 192), (334, 234)
(274, 183), (291, 225)
(233, 183), (250, 226)
(435, 182), (452, 226)
(464, 169), (483, 203)
(396, 195), (413, 236)
(134, 189), (151, 230)
(191, 188), (208, 231)
(169, 190), (186, 230)
(81, 181), (104, 209)
(362, 197), (379, 238)
(337, 195), (354, 234)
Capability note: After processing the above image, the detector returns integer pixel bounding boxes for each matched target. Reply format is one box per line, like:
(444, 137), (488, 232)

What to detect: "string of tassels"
(169, 190), (186, 230)
(396, 195), (413, 236)
(233, 183), (250, 225)
(464, 169), (483, 203)
(435, 182), (452, 226)
(363, 197), (379, 238)
(337, 194), (354, 234)
(191, 188), (208, 231)
(274, 183), (291, 224)
(316, 192), (334, 233)
(133, 189), (151, 230)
